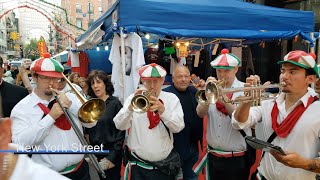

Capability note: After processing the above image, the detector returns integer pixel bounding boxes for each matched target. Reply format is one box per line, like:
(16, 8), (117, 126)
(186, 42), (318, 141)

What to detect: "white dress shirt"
(232, 90), (320, 180)
(10, 154), (70, 180)
(10, 90), (96, 172)
(114, 91), (185, 162)
(7, 144), (69, 179)
(207, 78), (251, 151)
(61, 83), (83, 94)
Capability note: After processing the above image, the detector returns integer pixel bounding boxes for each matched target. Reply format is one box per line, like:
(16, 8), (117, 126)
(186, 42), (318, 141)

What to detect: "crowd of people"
(1, 49), (320, 180)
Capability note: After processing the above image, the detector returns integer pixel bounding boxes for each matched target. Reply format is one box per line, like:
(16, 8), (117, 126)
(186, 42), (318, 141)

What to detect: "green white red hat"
(30, 53), (64, 78)
(277, 50), (319, 78)
(210, 49), (240, 69)
(139, 63), (167, 79)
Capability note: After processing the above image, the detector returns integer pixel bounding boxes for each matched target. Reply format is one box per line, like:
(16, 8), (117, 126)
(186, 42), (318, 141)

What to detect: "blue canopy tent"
(52, 51), (69, 63)
(76, 0), (316, 50)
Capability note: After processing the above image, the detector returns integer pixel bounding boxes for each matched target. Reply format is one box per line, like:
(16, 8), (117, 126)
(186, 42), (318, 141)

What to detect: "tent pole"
(310, 32), (315, 53)
(119, 27), (126, 88)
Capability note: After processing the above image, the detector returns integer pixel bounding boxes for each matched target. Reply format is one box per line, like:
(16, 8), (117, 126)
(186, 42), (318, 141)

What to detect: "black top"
(86, 96), (125, 165)
(163, 85), (203, 159)
(192, 49), (211, 80)
(0, 81), (29, 117)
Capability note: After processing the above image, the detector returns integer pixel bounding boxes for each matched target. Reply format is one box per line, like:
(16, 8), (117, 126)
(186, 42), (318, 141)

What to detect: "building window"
(76, 4), (82, 13)
(76, 18), (82, 28)
(98, 6), (103, 15)
(89, 13), (94, 19)
(88, 3), (94, 14)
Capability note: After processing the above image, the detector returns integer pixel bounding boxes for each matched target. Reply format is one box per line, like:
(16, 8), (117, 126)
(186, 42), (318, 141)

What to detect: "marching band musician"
(113, 63), (185, 180)
(195, 49), (253, 180)
(0, 118), (69, 180)
(10, 53), (96, 180)
(232, 50), (320, 179)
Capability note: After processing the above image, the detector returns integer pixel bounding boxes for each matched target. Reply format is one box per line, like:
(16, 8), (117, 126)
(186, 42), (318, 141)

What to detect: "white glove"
(99, 158), (115, 170)
(99, 158), (108, 170)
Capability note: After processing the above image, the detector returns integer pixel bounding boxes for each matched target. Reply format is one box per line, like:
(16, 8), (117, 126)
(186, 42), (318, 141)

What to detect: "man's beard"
(44, 89), (53, 96)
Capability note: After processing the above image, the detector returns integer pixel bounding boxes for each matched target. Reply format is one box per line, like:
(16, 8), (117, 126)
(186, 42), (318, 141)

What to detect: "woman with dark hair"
(86, 70), (125, 180)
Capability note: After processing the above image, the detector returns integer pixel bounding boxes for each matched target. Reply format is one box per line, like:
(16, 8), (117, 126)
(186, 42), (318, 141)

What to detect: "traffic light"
(10, 32), (20, 40)
(10, 32), (16, 40)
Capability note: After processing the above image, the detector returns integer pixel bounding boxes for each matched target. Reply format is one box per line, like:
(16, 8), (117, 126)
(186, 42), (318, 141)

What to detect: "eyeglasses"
(58, 78), (65, 83)
(38, 75), (61, 83)
(174, 75), (190, 80)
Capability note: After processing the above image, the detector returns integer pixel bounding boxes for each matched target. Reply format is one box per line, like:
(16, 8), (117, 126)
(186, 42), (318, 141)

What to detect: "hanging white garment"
(109, 32), (145, 103)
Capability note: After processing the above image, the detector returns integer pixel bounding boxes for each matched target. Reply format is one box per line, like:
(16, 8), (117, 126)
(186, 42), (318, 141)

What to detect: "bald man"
(163, 65), (203, 180)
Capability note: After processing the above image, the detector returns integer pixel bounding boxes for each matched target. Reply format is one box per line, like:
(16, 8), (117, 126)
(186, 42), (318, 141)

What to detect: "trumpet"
(196, 80), (286, 106)
(131, 90), (155, 113)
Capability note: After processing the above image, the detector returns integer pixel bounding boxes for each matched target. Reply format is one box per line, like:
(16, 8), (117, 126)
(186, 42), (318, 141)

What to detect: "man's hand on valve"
(149, 96), (165, 115)
(244, 75), (261, 96)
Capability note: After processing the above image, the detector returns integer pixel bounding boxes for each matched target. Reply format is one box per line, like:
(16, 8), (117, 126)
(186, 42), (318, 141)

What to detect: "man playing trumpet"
(114, 63), (184, 180)
(196, 49), (253, 180)
(10, 53), (96, 180)
(232, 50), (320, 179)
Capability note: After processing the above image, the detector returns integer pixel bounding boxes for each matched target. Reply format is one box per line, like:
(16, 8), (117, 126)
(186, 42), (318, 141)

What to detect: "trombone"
(196, 80), (286, 106)
(131, 90), (155, 113)
(52, 73), (107, 178)
(61, 73), (106, 124)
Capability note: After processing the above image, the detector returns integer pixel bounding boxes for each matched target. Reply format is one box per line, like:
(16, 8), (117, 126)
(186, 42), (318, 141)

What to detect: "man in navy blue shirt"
(163, 65), (204, 180)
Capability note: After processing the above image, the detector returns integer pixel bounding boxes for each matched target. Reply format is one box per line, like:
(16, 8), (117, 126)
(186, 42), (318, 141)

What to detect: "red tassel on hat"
(309, 52), (317, 60)
(43, 53), (51, 58)
(221, 49), (229, 54)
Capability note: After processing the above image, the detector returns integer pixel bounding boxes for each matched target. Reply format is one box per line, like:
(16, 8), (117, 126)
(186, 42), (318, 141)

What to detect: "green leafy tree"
(24, 38), (41, 60)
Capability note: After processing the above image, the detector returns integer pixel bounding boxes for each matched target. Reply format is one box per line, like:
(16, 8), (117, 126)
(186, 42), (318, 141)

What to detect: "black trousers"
(250, 170), (267, 180)
(63, 160), (91, 180)
(130, 164), (175, 180)
(208, 153), (250, 180)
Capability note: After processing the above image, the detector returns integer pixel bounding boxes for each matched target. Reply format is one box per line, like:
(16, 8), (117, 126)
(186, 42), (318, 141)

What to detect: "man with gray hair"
(163, 65), (204, 180)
